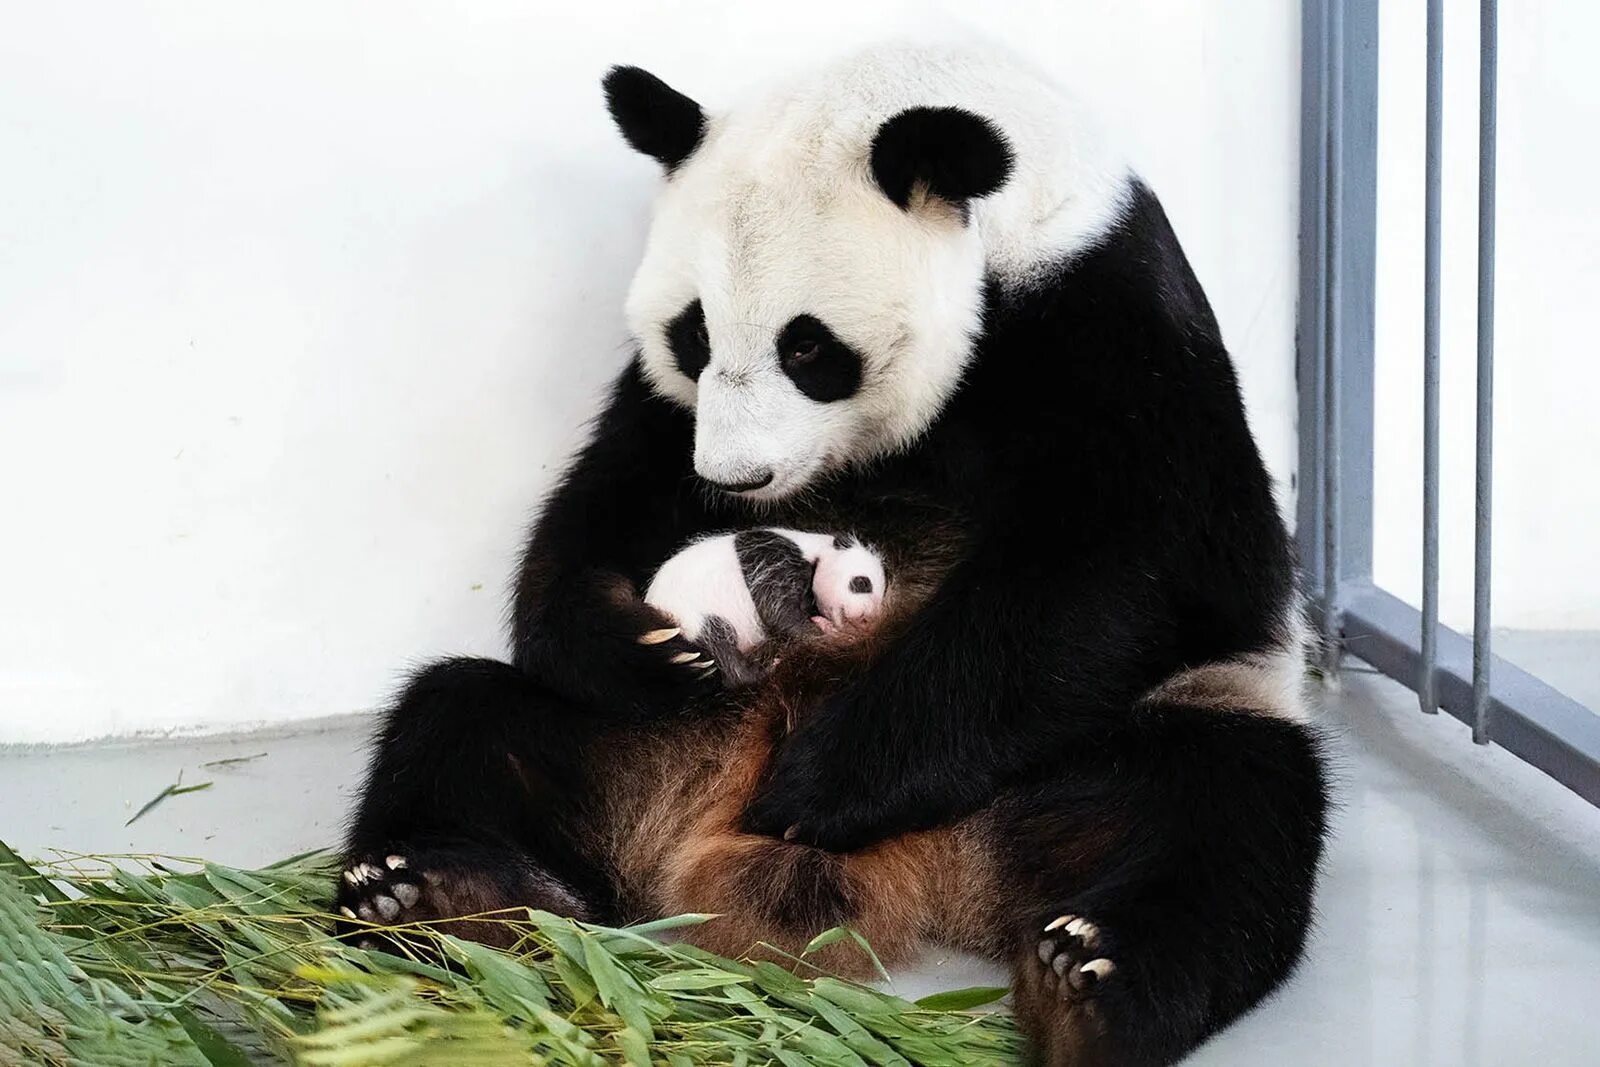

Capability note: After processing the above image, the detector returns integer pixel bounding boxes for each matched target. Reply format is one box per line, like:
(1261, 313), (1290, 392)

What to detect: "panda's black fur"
(342, 51), (1328, 1067)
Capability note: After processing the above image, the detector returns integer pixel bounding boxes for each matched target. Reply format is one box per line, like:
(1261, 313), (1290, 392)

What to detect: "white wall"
(1372, 2), (1600, 631)
(0, 1), (1301, 743)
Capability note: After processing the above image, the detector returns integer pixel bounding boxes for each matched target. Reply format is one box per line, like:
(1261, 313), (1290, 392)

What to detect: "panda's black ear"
(602, 65), (706, 173)
(870, 107), (1014, 213)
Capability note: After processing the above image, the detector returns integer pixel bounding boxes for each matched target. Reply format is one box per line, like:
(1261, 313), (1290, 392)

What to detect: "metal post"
(1298, 0), (1600, 810)
(1420, 0), (1444, 715)
(1297, 1), (1330, 596)
(1471, 0), (1498, 744)
(1321, 0), (1345, 678)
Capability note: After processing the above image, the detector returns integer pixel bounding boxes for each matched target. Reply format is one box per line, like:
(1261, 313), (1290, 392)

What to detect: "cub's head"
(812, 535), (887, 630)
(603, 59), (1015, 501)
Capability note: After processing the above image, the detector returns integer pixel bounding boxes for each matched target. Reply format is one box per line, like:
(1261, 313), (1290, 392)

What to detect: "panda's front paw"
(743, 738), (888, 852)
(744, 786), (881, 852)
(633, 624), (719, 682)
(596, 596), (723, 707)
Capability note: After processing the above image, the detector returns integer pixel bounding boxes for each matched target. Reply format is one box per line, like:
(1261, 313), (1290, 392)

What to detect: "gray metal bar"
(1296, 0), (1330, 592)
(1321, 0), (1345, 677)
(1472, 0), (1499, 744)
(1298, 0), (1377, 665)
(1331, 0), (1380, 592)
(1342, 585), (1600, 807)
(1420, 0), (1444, 715)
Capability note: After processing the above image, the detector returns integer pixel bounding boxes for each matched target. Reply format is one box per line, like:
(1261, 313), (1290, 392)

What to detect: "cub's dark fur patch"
(733, 529), (817, 635)
(696, 614), (766, 688)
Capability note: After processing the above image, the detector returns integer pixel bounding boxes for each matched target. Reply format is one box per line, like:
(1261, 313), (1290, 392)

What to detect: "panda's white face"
(625, 124), (988, 502)
(605, 45), (1132, 502)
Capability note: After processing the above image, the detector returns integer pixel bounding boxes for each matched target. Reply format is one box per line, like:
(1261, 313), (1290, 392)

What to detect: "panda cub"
(644, 529), (886, 685)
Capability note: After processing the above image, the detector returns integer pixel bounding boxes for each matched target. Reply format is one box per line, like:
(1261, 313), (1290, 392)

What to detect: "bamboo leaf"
(912, 985), (1011, 1012)
(647, 971), (755, 991)
(168, 1005), (256, 1067)
(0, 840), (1024, 1066)
(804, 926), (855, 954)
(126, 776), (213, 825)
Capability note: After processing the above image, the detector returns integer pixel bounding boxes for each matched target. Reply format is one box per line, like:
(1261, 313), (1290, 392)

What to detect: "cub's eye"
(785, 339), (822, 366)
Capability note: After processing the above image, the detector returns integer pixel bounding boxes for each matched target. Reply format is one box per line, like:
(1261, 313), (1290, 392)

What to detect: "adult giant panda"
(341, 43), (1329, 1066)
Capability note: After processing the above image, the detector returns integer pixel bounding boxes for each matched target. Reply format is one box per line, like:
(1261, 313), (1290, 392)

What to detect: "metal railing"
(1298, 0), (1600, 807)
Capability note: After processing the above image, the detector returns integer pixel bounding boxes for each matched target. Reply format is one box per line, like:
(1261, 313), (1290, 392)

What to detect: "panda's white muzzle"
(692, 368), (820, 500)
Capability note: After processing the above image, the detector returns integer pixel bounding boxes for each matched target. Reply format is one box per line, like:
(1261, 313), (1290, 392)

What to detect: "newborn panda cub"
(645, 529), (886, 685)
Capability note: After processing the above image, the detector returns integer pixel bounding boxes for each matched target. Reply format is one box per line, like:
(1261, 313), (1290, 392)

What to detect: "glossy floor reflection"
(3, 664), (1598, 1064)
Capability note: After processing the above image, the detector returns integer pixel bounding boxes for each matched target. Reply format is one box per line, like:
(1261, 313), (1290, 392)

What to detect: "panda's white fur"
(624, 43), (1132, 501)
(812, 540), (887, 631)
(644, 529), (886, 653)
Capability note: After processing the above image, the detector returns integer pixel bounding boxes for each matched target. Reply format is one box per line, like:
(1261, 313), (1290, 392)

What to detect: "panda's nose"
(701, 470), (774, 494)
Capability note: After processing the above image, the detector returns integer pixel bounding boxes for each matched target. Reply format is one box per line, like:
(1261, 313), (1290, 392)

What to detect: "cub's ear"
(602, 65), (706, 173)
(869, 106), (1014, 212)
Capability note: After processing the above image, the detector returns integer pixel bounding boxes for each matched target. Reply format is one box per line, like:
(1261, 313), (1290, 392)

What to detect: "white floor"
(3, 664), (1599, 1065)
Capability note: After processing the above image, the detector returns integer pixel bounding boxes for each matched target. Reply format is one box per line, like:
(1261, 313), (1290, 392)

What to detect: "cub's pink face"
(812, 542), (886, 629)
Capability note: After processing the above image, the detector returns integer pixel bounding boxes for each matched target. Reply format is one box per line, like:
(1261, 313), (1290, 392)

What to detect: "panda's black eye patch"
(666, 299), (710, 381)
(849, 575), (873, 594)
(777, 315), (862, 403)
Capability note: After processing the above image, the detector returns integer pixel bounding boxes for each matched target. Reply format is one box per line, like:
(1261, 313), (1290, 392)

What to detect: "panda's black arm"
(510, 360), (725, 718)
(742, 547), (1171, 851)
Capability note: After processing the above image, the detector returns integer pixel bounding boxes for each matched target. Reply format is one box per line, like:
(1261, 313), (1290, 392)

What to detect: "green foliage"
(0, 839), (1021, 1065)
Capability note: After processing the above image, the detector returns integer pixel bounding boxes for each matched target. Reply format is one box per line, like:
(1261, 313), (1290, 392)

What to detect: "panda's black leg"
(1002, 702), (1328, 1066)
(338, 657), (617, 947)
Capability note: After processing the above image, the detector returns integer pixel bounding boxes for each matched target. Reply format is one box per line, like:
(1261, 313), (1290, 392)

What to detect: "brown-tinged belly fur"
(581, 528), (1008, 979)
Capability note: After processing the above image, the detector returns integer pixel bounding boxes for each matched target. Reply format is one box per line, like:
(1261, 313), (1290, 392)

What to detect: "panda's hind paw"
(1036, 913), (1118, 999)
(336, 853), (430, 950)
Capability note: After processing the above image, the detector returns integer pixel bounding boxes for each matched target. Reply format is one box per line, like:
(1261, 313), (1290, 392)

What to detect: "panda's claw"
(669, 650), (700, 664)
(336, 851), (434, 946)
(637, 627), (681, 645)
(1036, 909), (1115, 1002)
(342, 862), (382, 887)
(1080, 958), (1116, 982)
